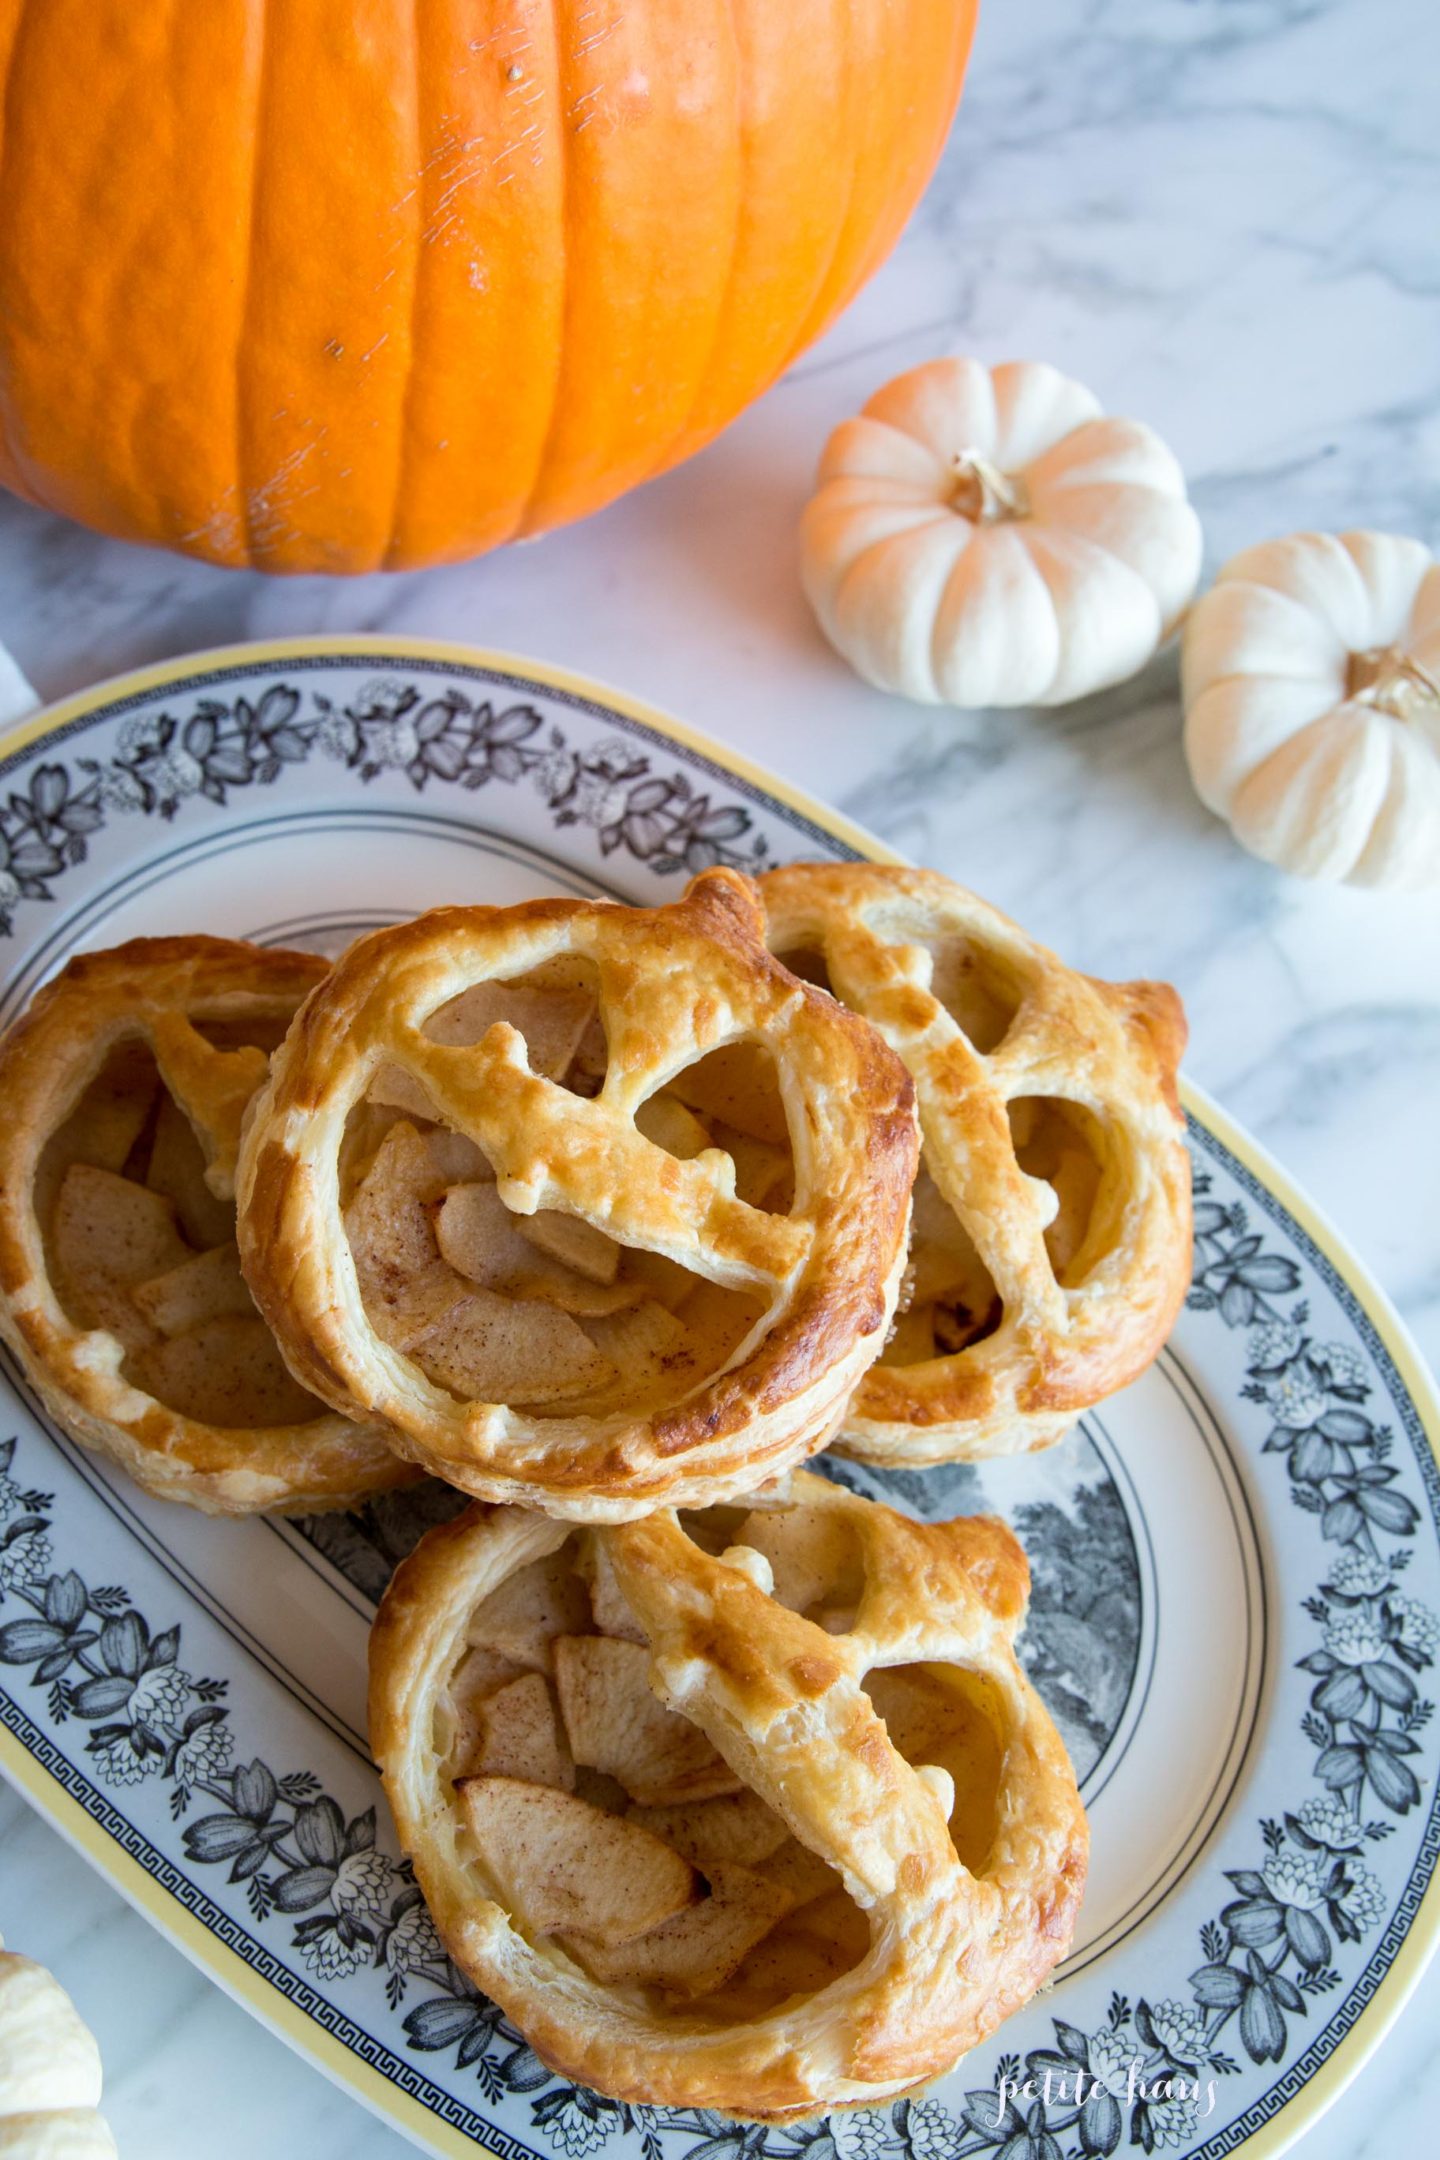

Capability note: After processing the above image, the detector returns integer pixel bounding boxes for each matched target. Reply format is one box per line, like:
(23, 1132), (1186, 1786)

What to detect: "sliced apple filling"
(880, 1167), (1003, 1368)
(342, 981), (795, 1419)
(862, 1663), (1004, 1874)
(1007, 1095), (1108, 1284)
(434, 1504), (1003, 2021)
(42, 1041), (324, 1428)
(455, 1778), (700, 1947)
(878, 1096), (1112, 1374)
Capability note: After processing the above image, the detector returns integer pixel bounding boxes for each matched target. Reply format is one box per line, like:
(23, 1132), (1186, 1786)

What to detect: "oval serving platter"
(0, 638), (1436, 2160)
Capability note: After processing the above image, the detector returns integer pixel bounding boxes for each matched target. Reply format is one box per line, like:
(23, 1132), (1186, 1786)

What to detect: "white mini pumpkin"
(1183, 530), (1440, 889)
(0, 1942), (115, 2158)
(799, 356), (1202, 708)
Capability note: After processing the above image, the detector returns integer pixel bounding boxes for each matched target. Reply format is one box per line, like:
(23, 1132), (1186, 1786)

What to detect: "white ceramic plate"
(0, 639), (1436, 2160)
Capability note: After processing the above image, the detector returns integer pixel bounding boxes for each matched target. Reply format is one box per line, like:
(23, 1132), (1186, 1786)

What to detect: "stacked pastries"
(0, 861), (1190, 2119)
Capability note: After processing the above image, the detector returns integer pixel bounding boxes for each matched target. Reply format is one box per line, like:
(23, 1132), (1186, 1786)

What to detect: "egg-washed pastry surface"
(369, 1468), (1087, 2120)
(761, 863), (1191, 1463)
(238, 869), (918, 1522)
(0, 937), (414, 1514)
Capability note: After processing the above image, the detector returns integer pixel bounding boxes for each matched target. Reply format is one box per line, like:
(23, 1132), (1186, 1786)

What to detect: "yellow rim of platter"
(0, 633), (1436, 2160)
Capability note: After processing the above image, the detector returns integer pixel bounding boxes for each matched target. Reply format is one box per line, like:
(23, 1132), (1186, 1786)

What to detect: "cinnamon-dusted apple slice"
(908, 1169), (997, 1308)
(35, 1040), (159, 1223)
(670, 1280), (765, 1369)
(373, 1263), (473, 1356)
(128, 1316), (320, 1428)
(466, 1551), (592, 1676)
(706, 1928), (854, 2017)
(412, 1287), (617, 1406)
(566, 1008), (609, 1097)
(52, 1165), (192, 1349)
(344, 1119), (490, 1321)
(357, 1116), (493, 1200)
(367, 1061), (443, 1122)
(513, 1208), (622, 1286)
(765, 1838), (842, 1908)
(709, 1124), (794, 1211)
(581, 1299), (692, 1377)
(668, 1043), (791, 1147)
(444, 1643), (529, 1771)
(133, 1243), (255, 1336)
(705, 1889), (874, 2018)
(145, 1093), (236, 1248)
(579, 1539), (646, 1644)
(564, 1861), (793, 1997)
(627, 1789), (789, 1869)
(434, 1183), (636, 1317)
(634, 1093), (712, 1160)
(553, 1635), (741, 1805)
(864, 1664), (973, 1761)
(734, 1505), (865, 1618)
(458, 1672), (575, 1791)
(456, 1777), (698, 1946)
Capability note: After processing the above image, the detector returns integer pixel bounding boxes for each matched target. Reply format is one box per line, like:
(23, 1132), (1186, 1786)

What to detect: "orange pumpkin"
(0, 0), (976, 574)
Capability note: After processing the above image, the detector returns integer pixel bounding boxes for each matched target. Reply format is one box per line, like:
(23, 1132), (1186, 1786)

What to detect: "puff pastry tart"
(761, 864), (1191, 1464)
(237, 869), (917, 1522)
(0, 938), (413, 1514)
(369, 1468), (1087, 2119)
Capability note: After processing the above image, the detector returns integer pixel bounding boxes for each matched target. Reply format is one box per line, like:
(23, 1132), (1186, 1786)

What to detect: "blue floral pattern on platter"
(0, 672), (768, 935)
(1, 1148), (1434, 2160)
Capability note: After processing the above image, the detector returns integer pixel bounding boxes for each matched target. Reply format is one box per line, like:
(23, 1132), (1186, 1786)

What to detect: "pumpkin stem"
(1346, 646), (1440, 725)
(949, 450), (1029, 525)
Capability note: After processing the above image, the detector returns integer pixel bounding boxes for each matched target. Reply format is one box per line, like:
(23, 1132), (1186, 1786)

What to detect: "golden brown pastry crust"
(369, 1469), (1088, 2120)
(0, 937), (414, 1514)
(238, 870), (918, 1522)
(761, 863), (1191, 1463)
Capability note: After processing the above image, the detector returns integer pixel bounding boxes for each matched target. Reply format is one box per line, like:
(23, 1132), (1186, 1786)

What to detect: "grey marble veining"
(1, 0), (1439, 2153)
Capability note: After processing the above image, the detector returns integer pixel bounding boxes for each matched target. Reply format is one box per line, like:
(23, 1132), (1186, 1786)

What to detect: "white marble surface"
(1, 0), (1438, 2153)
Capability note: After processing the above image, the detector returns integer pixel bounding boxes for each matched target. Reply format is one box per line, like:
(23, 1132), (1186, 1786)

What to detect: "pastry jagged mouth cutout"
(760, 864), (1192, 1465)
(369, 1468), (1087, 2120)
(0, 937), (414, 1514)
(238, 870), (919, 1522)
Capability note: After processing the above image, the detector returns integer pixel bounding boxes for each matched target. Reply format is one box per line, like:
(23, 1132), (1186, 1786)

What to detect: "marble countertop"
(1, 0), (1438, 2153)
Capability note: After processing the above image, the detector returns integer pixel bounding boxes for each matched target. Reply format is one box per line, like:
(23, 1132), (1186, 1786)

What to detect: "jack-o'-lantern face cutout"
(369, 1470), (1087, 2120)
(239, 871), (918, 1522)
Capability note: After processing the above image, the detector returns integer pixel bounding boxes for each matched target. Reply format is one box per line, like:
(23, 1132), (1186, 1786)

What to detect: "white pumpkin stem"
(949, 449), (1029, 525)
(1346, 645), (1440, 725)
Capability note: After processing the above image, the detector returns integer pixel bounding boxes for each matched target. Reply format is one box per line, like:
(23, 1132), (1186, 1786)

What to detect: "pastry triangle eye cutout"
(371, 955), (610, 1120)
(658, 1040), (797, 1216)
